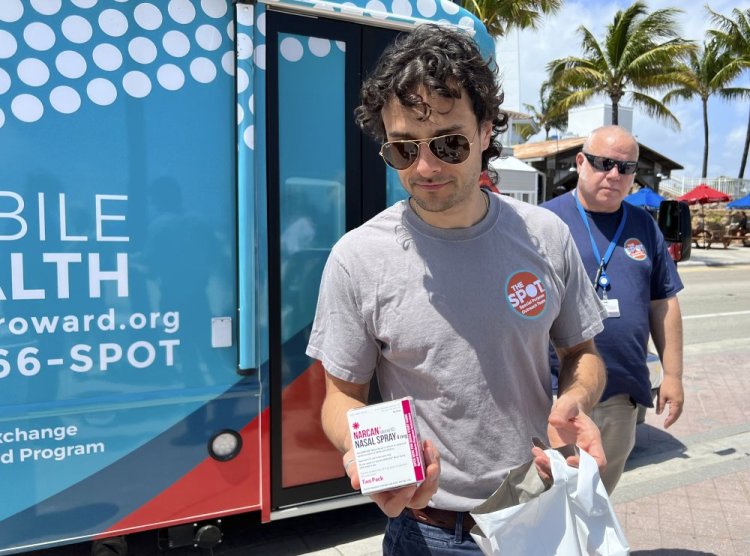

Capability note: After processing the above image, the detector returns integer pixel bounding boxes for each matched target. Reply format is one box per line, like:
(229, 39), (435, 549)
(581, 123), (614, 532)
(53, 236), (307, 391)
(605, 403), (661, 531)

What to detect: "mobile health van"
(0, 0), (493, 553)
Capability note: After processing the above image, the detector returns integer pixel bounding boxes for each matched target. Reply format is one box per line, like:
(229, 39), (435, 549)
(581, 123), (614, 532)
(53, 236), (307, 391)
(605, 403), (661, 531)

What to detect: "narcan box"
(347, 397), (425, 495)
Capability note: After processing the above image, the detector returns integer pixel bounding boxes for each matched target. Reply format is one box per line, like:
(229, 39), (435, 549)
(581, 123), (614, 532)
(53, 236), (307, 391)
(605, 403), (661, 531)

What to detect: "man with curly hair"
(307, 24), (608, 554)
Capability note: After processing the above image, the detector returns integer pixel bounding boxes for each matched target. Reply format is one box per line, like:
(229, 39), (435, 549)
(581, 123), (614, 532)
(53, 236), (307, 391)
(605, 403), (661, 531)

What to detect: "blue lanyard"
(572, 189), (627, 292)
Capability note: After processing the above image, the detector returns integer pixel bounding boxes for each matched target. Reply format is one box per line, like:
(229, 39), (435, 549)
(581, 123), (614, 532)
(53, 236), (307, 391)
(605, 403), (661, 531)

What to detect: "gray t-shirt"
(307, 192), (605, 510)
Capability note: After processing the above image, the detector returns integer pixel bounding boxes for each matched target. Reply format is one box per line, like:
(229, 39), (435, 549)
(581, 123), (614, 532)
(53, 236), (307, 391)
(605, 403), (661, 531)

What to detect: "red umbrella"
(677, 183), (732, 205)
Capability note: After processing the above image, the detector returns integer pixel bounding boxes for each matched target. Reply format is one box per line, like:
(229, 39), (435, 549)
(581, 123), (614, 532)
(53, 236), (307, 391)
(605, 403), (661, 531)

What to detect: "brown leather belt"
(408, 507), (476, 533)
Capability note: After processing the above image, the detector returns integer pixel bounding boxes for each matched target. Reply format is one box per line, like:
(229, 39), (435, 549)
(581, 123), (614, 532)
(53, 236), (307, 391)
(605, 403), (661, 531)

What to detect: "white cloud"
(727, 125), (747, 149)
(720, 124), (748, 177)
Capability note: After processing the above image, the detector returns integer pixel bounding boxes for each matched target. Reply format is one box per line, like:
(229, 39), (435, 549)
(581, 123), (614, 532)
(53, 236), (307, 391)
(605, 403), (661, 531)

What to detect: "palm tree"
(547, 1), (695, 130)
(707, 6), (750, 178)
(523, 80), (569, 140)
(663, 41), (750, 178)
(463, 0), (563, 38)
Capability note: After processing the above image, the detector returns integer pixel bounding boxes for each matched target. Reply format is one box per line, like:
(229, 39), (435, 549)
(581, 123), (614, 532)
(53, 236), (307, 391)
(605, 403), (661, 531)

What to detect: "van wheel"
(91, 536), (127, 556)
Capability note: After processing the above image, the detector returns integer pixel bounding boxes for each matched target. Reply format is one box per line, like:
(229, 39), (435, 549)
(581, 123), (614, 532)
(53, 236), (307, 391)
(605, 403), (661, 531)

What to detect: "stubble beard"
(410, 173), (478, 214)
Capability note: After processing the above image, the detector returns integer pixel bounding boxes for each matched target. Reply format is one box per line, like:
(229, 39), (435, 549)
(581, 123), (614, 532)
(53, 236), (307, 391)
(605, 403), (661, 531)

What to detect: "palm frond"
(629, 91), (682, 130)
(550, 89), (597, 114)
(463, 0), (564, 38)
(663, 88), (698, 103)
(716, 87), (750, 101)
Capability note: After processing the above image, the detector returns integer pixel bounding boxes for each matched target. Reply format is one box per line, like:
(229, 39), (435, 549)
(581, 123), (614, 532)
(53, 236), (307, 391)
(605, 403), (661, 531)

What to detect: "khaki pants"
(590, 394), (638, 494)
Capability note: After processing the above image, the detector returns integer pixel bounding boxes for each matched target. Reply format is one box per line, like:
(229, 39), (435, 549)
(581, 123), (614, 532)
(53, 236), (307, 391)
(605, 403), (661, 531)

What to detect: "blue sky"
(505, 0), (750, 179)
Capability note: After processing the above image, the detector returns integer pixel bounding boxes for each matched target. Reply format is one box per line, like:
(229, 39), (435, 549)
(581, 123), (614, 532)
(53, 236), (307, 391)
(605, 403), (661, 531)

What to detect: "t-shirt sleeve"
(549, 225), (606, 349)
(305, 251), (379, 384)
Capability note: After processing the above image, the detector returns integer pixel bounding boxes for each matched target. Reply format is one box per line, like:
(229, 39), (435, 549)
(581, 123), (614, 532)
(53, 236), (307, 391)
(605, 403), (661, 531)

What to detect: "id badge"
(603, 298), (620, 318)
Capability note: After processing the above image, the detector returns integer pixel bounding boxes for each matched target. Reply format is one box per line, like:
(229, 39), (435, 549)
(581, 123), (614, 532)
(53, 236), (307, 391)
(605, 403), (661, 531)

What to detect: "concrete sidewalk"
(679, 243), (750, 268)
(610, 339), (750, 555)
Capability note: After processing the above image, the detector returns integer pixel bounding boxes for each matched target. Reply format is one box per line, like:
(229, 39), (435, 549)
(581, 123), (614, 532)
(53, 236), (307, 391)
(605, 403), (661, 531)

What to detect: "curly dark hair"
(355, 23), (508, 173)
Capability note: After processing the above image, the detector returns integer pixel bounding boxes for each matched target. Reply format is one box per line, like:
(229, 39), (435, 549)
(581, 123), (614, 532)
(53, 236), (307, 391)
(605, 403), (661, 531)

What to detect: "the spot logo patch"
(624, 238), (648, 261)
(506, 271), (547, 318)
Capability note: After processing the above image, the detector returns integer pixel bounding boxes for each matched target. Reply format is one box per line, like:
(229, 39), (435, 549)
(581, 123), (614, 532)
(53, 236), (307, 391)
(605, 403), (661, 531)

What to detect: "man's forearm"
(650, 296), (683, 381)
(321, 373), (369, 453)
(556, 339), (606, 413)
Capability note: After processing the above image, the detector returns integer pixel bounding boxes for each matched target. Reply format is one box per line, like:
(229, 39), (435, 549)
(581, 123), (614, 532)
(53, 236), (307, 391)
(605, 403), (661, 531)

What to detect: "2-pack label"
(347, 397), (425, 495)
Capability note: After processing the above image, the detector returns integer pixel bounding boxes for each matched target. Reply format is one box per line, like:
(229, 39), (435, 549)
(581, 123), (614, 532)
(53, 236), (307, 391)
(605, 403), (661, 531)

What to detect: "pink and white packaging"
(347, 397), (426, 495)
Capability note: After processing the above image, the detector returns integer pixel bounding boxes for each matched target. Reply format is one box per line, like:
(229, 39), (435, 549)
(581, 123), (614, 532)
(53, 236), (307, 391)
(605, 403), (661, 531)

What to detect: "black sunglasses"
(379, 133), (473, 170)
(583, 152), (638, 175)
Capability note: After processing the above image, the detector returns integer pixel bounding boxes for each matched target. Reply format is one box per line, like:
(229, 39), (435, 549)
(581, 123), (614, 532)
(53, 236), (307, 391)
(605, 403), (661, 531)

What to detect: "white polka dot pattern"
(201, 0), (228, 19)
(392, 0), (412, 17)
(279, 37), (303, 62)
(221, 51), (235, 76)
(163, 30), (191, 57)
(31, 0), (61, 17)
(123, 70), (152, 98)
(157, 63), (185, 90)
(237, 67), (249, 93)
(50, 85), (81, 113)
(55, 50), (87, 78)
(99, 9), (128, 38)
(168, 0), (196, 25)
(62, 15), (93, 43)
(72, 0), (98, 9)
(196, 25), (222, 51)
(23, 22), (55, 51)
(236, 33), (253, 60)
(87, 77), (117, 106)
(190, 57), (216, 83)
(18, 58), (50, 86)
(0, 0), (479, 135)
(134, 3), (163, 31)
(416, 0), (437, 18)
(308, 37), (330, 57)
(92, 44), (123, 71)
(129, 37), (158, 64)
(0, 69), (10, 94)
(0, 30), (19, 58)
(0, 1), (24, 23)
(12, 93), (44, 122)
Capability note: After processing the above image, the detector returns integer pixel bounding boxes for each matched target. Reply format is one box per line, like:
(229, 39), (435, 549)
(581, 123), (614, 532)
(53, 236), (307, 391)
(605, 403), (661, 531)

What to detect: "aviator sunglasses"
(583, 152), (638, 175)
(379, 132), (474, 170)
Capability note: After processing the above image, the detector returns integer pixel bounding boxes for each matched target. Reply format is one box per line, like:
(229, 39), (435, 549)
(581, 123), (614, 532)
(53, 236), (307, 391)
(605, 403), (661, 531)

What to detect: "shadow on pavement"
(625, 423), (688, 471)
(28, 503), (387, 556)
(633, 550), (718, 555)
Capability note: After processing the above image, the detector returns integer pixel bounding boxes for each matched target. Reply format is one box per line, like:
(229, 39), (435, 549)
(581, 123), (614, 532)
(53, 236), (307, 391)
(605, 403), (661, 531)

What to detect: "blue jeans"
(382, 510), (482, 555)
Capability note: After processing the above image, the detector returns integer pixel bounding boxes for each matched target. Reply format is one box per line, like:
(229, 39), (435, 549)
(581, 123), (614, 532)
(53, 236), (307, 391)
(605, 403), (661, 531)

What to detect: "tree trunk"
(739, 107), (750, 179)
(612, 99), (619, 126)
(702, 98), (709, 179)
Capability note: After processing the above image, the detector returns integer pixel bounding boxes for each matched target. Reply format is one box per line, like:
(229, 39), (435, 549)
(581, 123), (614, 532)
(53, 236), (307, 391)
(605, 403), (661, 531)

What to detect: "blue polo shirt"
(542, 191), (683, 406)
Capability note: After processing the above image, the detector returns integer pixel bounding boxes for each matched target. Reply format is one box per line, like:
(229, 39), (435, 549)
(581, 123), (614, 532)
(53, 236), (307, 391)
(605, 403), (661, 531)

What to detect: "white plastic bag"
(470, 448), (629, 555)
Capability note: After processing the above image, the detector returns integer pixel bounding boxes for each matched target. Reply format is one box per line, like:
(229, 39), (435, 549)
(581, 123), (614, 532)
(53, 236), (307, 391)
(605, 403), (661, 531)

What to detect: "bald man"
(542, 125), (685, 493)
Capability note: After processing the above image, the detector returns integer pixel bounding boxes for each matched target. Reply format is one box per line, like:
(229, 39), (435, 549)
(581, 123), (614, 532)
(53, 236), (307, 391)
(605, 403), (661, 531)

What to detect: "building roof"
(512, 136), (683, 170)
(504, 109), (534, 120)
(511, 137), (585, 160)
(489, 155), (538, 173)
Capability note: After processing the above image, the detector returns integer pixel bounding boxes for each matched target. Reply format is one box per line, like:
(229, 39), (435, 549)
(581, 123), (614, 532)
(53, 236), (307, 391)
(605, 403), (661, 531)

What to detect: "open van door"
(658, 200), (692, 263)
